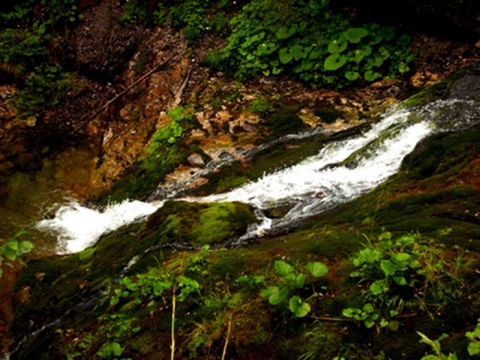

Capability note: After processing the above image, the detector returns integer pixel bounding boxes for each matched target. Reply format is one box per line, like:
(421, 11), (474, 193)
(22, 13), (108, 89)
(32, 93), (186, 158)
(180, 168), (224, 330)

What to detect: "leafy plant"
(142, 106), (193, 167)
(0, 0), (82, 117)
(417, 332), (458, 360)
(0, 232), (34, 277)
(261, 259), (328, 318)
(343, 231), (469, 330)
(466, 319), (480, 356)
(206, 0), (413, 88)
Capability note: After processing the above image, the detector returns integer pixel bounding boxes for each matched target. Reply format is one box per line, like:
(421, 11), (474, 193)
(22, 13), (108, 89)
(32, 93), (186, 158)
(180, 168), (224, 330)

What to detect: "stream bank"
(0, 0), (480, 358)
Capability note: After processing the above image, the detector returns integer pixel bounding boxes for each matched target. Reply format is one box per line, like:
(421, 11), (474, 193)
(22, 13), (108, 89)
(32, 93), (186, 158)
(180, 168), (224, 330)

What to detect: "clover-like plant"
(261, 260), (328, 318)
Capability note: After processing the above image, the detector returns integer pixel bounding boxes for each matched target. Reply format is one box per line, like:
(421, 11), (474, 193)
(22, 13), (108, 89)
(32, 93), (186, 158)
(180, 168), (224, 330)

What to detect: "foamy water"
(37, 100), (479, 253)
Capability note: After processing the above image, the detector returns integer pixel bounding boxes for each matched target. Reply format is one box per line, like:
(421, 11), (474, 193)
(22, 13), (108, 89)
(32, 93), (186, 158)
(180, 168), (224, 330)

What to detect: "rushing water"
(36, 99), (480, 254)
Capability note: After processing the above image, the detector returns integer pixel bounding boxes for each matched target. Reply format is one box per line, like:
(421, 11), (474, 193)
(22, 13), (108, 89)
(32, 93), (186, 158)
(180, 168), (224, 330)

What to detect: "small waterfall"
(37, 200), (161, 254)
(36, 99), (480, 253)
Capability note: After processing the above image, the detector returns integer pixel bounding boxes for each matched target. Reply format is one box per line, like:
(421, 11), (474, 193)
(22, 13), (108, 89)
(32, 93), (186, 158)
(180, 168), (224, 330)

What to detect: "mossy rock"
(402, 62), (480, 107)
(141, 200), (257, 246)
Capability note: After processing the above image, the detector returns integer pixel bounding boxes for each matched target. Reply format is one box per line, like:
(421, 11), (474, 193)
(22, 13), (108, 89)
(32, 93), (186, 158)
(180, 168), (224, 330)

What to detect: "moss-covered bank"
(8, 119), (480, 359)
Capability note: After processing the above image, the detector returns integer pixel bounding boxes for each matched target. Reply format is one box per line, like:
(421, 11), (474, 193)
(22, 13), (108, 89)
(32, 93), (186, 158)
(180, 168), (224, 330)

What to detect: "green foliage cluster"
(143, 106), (193, 168)
(0, 0), (82, 118)
(417, 320), (480, 360)
(207, 0), (413, 88)
(0, 232), (34, 278)
(261, 259), (328, 318)
(343, 231), (468, 331)
(105, 106), (195, 202)
(122, 0), (232, 42)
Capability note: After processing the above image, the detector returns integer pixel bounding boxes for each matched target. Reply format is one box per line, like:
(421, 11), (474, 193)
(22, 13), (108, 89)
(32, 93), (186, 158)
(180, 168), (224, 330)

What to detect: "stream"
(35, 99), (480, 254)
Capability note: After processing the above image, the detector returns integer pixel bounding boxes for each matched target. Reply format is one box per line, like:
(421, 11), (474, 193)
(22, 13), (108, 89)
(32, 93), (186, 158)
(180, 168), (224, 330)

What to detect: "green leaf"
(279, 48), (293, 64)
(327, 38), (348, 54)
(362, 303), (375, 314)
(257, 42), (278, 56)
(380, 260), (398, 276)
(288, 295), (311, 317)
(261, 286), (289, 305)
(276, 25), (297, 40)
(391, 252), (412, 265)
(342, 307), (360, 318)
(274, 260), (294, 276)
(370, 280), (388, 295)
(324, 53), (347, 71)
(98, 341), (124, 358)
(393, 276), (407, 286)
(285, 273), (305, 288)
(351, 49), (365, 63)
(290, 44), (306, 61)
(364, 70), (381, 82)
(343, 28), (369, 44)
(2, 247), (17, 261)
(468, 342), (480, 356)
(345, 71), (359, 81)
(364, 319), (375, 328)
(305, 261), (328, 277)
(6, 240), (18, 252)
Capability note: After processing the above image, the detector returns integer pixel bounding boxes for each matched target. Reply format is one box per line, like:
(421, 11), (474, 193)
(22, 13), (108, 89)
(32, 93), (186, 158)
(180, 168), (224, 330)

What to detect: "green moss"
(78, 247), (96, 262)
(105, 143), (189, 203)
(191, 202), (256, 245)
(401, 81), (449, 107)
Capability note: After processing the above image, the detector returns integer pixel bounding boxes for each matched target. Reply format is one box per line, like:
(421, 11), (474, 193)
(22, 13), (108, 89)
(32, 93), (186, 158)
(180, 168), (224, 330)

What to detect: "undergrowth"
(0, 0), (83, 118)
(206, 0), (414, 88)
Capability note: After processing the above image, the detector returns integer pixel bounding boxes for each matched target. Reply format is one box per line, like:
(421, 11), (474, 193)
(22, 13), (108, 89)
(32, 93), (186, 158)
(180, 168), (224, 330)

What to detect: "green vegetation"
(261, 260), (328, 317)
(0, 0), (83, 118)
(417, 321), (480, 359)
(342, 231), (468, 331)
(206, 0), (413, 88)
(106, 106), (194, 202)
(121, 0), (232, 41)
(121, 0), (414, 88)
(0, 232), (34, 277)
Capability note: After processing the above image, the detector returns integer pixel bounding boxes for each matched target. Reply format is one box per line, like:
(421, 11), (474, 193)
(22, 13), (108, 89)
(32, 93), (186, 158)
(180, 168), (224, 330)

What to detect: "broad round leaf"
(327, 38), (348, 54)
(289, 295), (311, 317)
(276, 25), (297, 40)
(19, 241), (34, 254)
(274, 260), (294, 276)
(345, 71), (359, 81)
(279, 48), (293, 64)
(324, 53), (347, 71)
(305, 261), (328, 277)
(380, 260), (398, 276)
(290, 44), (306, 61)
(370, 279), (388, 295)
(364, 70), (381, 82)
(343, 27), (369, 43)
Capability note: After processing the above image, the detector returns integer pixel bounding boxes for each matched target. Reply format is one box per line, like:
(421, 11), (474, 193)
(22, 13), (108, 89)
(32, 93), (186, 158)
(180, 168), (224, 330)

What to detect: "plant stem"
(171, 286), (176, 360)
(221, 313), (233, 360)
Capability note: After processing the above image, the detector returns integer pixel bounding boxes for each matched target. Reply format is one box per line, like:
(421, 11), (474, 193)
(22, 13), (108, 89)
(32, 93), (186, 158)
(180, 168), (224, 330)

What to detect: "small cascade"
(36, 99), (480, 253)
(37, 200), (161, 254)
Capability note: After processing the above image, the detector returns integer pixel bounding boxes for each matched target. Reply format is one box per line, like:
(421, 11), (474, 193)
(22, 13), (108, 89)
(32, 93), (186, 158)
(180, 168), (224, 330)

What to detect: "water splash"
(37, 100), (480, 253)
(37, 200), (160, 254)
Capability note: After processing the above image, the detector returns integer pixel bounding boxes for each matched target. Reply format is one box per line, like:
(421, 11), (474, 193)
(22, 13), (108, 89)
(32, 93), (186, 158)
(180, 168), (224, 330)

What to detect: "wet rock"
(448, 74), (480, 100)
(187, 153), (205, 167)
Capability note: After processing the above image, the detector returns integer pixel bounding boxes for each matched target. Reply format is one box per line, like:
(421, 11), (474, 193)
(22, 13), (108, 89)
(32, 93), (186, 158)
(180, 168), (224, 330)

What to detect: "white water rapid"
(37, 100), (479, 254)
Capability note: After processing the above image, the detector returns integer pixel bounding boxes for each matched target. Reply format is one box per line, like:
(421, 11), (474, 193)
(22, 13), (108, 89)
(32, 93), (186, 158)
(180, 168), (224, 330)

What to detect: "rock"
(187, 153), (205, 168)
(448, 74), (480, 100)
